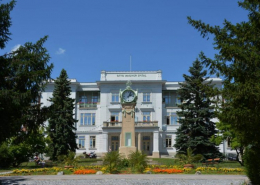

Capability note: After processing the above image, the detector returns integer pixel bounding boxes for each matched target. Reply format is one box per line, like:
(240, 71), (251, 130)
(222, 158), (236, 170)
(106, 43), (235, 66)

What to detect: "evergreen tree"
(0, 0), (53, 143)
(174, 59), (220, 159)
(47, 69), (77, 160)
(188, 1), (260, 182)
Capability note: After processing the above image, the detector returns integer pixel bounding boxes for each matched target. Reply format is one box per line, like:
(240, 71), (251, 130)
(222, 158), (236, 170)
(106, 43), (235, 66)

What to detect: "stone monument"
(119, 81), (138, 158)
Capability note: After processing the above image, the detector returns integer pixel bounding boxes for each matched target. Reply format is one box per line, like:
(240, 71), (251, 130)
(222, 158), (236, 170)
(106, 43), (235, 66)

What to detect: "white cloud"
(56, 48), (65, 55)
(10, 44), (21, 53)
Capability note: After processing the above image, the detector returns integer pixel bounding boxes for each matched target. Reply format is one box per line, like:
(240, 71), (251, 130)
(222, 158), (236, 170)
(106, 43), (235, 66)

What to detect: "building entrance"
(142, 136), (150, 155)
(111, 136), (119, 151)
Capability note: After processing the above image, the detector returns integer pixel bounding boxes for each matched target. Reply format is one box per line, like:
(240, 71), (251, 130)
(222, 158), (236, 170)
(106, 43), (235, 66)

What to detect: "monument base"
(152, 152), (160, 158)
(119, 146), (137, 158)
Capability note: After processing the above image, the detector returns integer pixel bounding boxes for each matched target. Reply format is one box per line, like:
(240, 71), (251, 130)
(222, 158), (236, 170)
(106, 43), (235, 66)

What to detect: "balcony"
(103, 121), (122, 127)
(164, 103), (180, 108)
(103, 121), (158, 127)
(78, 102), (99, 109)
(135, 121), (158, 127)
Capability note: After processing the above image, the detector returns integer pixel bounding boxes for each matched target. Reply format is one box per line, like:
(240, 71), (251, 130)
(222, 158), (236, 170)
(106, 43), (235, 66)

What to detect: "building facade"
(42, 70), (232, 157)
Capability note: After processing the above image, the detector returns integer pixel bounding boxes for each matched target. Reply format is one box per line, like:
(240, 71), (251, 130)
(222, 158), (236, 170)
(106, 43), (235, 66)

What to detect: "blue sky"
(1, 0), (248, 82)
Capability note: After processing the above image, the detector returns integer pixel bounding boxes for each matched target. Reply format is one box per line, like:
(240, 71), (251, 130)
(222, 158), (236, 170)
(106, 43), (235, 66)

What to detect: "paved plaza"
(0, 174), (249, 185)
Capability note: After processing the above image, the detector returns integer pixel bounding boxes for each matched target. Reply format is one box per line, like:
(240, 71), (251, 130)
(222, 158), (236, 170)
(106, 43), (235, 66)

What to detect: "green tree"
(211, 121), (244, 166)
(174, 60), (221, 159)
(0, 127), (47, 167)
(188, 0), (260, 183)
(47, 69), (77, 160)
(0, 0), (53, 143)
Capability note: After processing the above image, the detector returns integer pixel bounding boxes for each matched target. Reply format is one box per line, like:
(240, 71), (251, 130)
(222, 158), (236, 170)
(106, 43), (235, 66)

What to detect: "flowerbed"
(9, 166), (102, 176)
(1, 165), (244, 176)
(153, 168), (183, 174)
(196, 167), (244, 173)
(74, 169), (97, 174)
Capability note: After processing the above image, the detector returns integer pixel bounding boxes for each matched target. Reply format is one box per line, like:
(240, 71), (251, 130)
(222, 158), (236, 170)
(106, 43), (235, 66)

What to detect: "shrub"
(57, 151), (79, 167)
(128, 151), (148, 173)
(175, 147), (204, 165)
(103, 151), (122, 173)
(244, 146), (260, 185)
(0, 142), (13, 168)
(120, 158), (129, 168)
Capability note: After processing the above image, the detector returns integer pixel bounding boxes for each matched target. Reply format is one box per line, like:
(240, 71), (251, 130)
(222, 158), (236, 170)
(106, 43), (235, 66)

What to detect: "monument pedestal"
(119, 103), (136, 158)
(119, 146), (136, 158)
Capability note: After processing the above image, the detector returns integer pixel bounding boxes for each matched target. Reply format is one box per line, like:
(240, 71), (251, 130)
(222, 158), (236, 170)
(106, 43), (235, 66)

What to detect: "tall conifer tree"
(174, 60), (220, 159)
(188, 1), (260, 182)
(0, 0), (53, 143)
(47, 69), (77, 160)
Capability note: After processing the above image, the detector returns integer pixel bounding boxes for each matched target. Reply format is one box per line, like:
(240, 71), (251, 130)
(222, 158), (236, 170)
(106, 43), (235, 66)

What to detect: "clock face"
(122, 90), (135, 102)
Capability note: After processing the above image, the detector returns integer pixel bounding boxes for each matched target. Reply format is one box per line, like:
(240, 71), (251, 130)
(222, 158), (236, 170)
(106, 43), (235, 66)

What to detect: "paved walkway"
(0, 174), (250, 185)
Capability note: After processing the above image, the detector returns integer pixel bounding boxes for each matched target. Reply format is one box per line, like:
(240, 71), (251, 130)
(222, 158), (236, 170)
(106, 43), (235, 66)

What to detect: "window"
(166, 135), (172, 148)
(163, 93), (171, 104)
(81, 95), (87, 104)
(78, 91), (100, 108)
(143, 92), (150, 102)
(143, 112), (151, 122)
(90, 136), (96, 148)
(163, 91), (179, 107)
(92, 92), (99, 103)
(167, 113), (178, 125)
(80, 113), (95, 125)
(110, 112), (119, 122)
(111, 136), (119, 141)
(175, 95), (181, 105)
(78, 136), (85, 149)
(111, 93), (119, 102)
(143, 136), (150, 140)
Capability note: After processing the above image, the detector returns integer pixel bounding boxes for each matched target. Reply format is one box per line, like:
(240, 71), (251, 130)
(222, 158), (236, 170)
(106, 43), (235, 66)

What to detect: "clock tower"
(119, 81), (138, 157)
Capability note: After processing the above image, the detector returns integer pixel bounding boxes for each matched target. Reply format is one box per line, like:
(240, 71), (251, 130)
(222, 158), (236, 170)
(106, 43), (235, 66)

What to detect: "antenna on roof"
(130, 55), (132, 72)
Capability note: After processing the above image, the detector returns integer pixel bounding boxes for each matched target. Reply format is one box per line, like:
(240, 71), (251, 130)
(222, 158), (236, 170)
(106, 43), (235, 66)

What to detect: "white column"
(102, 132), (108, 153)
(138, 132), (142, 151)
(152, 131), (160, 158)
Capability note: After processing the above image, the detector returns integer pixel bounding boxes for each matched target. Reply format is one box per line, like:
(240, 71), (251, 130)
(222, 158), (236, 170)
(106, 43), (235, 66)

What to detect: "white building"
(42, 70), (232, 157)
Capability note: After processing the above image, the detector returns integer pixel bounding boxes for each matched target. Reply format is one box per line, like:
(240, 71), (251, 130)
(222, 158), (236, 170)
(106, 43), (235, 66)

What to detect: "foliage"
(211, 121), (244, 166)
(174, 60), (221, 158)
(0, 0), (15, 49)
(0, 127), (47, 168)
(244, 146), (260, 185)
(0, 142), (13, 168)
(128, 151), (148, 173)
(103, 151), (122, 173)
(57, 151), (79, 167)
(120, 158), (130, 168)
(188, 0), (260, 181)
(47, 69), (77, 160)
(175, 147), (204, 165)
(0, 0), (53, 144)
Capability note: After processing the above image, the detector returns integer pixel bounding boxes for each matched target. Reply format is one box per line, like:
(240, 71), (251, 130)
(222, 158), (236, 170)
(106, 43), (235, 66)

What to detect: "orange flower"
(73, 169), (97, 174)
(152, 168), (183, 174)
